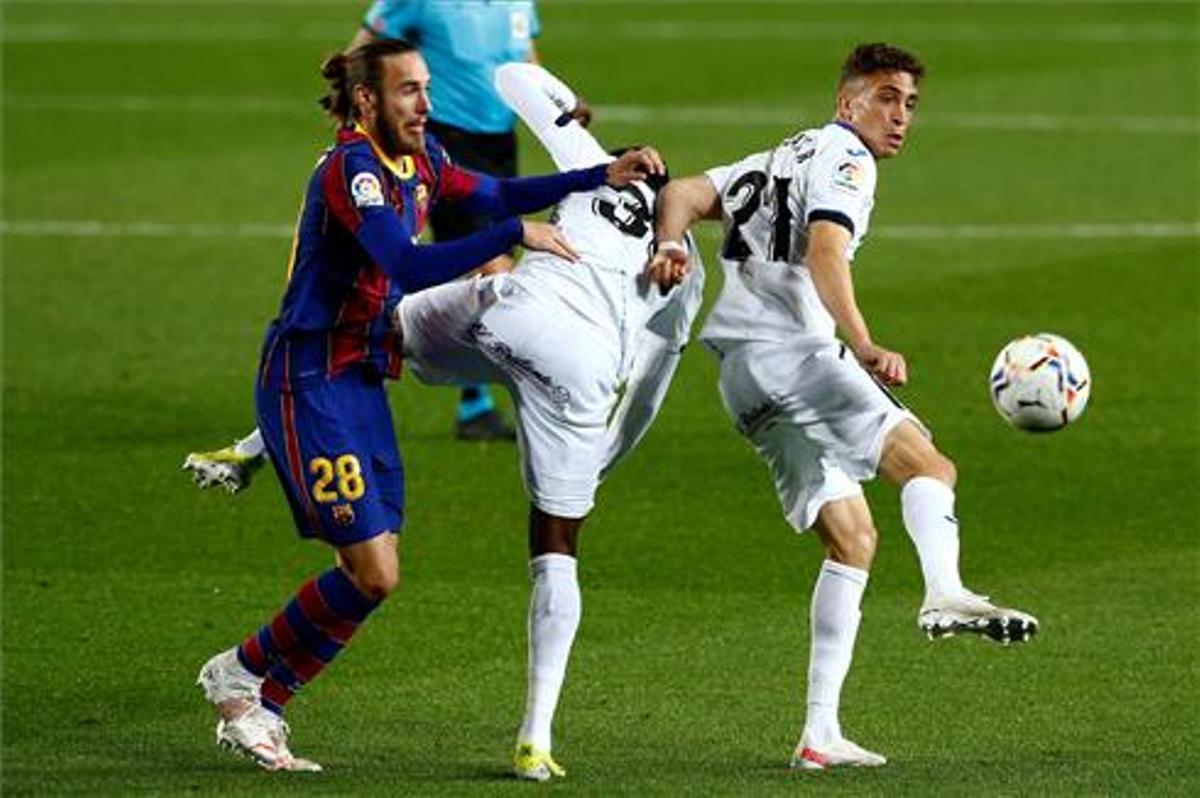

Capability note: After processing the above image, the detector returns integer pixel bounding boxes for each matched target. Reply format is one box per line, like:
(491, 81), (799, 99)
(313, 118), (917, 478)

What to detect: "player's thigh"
(473, 287), (620, 429)
(398, 276), (508, 386)
(749, 416), (865, 533)
(731, 341), (922, 475)
(474, 295), (619, 518)
(717, 340), (912, 531)
(255, 378), (404, 546)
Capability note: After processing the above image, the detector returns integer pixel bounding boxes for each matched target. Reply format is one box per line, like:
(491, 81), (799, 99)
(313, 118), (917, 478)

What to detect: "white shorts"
(714, 339), (925, 532)
(397, 275), (621, 519)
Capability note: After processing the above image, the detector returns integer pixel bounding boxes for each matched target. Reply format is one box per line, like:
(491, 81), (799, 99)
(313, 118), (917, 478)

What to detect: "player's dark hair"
(840, 43), (925, 84)
(609, 147), (670, 193)
(319, 38), (419, 125)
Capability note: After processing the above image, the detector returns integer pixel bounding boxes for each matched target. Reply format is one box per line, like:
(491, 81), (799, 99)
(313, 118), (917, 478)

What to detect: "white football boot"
(919, 590), (1038, 644)
(197, 648), (321, 772)
(182, 445), (263, 493)
(790, 738), (887, 770)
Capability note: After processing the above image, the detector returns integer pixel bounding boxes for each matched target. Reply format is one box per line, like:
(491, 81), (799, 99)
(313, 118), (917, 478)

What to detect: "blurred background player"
(352, 0), (590, 441)
(195, 39), (657, 771)
(646, 43), (1039, 771)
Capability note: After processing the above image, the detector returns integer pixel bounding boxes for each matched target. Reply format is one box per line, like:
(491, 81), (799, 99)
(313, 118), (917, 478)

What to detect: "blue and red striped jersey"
(258, 127), (607, 391)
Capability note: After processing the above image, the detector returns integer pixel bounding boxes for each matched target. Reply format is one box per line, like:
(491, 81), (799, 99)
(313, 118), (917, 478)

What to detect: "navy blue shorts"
(255, 371), (404, 546)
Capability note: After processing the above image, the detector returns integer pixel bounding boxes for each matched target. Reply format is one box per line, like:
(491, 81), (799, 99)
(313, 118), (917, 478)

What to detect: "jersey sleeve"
(494, 63), (610, 172)
(362, 0), (422, 39)
(430, 138), (608, 217)
(805, 136), (876, 237)
(704, 163), (736, 196)
(706, 150), (768, 216)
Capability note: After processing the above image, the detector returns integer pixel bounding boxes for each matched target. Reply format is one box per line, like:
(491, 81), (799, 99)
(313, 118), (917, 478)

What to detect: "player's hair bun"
(319, 53), (352, 122)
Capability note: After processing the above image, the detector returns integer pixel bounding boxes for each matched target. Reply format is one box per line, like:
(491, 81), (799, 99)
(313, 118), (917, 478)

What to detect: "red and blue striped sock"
(234, 567), (378, 715)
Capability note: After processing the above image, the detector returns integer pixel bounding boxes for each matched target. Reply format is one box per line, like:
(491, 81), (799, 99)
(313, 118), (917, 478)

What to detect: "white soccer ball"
(989, 333), (1091, 431)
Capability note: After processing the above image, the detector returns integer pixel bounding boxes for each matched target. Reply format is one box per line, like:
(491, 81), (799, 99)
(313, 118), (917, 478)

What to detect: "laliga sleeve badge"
(351, 171), (385, 208)
(832, 160), (864, 192)
(331, 503), (356, 527)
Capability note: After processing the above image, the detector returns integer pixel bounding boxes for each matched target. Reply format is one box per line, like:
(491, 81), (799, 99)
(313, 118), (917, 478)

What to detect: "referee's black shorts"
(428, 120), (518, 243)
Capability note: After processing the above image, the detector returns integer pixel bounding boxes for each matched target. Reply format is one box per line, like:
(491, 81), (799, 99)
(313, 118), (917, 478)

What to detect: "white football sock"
(900, 476), (965, 600)
(803, 560), (868, 749)
(234, 429), (264, 459)
(518, 554), (581, 752)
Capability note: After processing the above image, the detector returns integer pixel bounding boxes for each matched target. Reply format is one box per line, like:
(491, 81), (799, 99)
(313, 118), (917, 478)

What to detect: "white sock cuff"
(901, 475), (954, 504)
(820, 559), (869, 587)
(529, 553), (578, 578)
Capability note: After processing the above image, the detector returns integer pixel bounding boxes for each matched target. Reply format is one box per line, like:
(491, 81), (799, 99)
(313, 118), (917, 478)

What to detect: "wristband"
(654, 240), (687, 256)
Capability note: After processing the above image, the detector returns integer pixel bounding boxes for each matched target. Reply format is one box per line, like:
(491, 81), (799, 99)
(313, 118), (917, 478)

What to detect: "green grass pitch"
(3, 0), (1197, 793)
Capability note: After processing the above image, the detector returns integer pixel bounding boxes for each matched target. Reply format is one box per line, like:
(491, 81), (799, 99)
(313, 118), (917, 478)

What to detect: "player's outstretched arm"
(805, 220), (907, 386)
(646, 175), (721, 290)
(494, 63), (607, 171)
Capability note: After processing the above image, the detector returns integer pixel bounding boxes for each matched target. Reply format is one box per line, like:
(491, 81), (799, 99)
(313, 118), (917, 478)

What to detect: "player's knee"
(354, 565), (399, 601)
(922, 451), (957, 487)
(824, 523), (877, 569)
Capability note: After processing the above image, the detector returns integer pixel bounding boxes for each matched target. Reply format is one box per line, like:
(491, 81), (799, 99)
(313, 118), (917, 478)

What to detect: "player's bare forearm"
(646, 176), (720, 289)
(804, 220), (907, 385)
(655, 175), (721, 242)
(805, 222), (872, 354)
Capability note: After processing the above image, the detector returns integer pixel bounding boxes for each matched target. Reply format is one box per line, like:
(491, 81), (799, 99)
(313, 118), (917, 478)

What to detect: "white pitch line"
(4, 94), (1196, 136)
(2, 219), (1196, 242)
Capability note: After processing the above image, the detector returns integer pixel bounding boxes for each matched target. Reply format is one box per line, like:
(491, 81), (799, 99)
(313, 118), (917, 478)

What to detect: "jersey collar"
(832, 120), (864, 141)
(348, 124), (417, 180)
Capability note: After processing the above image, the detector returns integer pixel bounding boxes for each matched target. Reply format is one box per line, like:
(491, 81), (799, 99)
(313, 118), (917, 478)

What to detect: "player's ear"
(835, 78), (860, 121)
(352, 82), (377, 120)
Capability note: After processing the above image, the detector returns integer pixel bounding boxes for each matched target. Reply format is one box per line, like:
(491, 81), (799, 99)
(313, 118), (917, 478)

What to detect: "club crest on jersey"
(510, 10), (531, 40)
(351, 172), (385, 208)
(331, 503), (356, 527)
(833, 160), (864, 192)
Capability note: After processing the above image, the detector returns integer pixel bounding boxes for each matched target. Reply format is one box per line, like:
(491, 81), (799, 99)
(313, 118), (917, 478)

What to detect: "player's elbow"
(661, 176), (720, 224)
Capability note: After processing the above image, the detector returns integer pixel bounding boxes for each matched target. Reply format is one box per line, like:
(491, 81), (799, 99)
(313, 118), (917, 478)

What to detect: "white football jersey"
(495, 63), (703, 377)
(699, 122), (877, 351)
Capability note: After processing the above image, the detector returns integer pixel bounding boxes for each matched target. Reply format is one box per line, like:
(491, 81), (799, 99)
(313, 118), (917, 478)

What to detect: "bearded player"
(193, 40), (663, 772)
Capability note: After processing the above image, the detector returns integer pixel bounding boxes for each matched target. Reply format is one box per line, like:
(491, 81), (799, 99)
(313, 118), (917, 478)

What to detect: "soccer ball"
(989, 333), (1091, 431)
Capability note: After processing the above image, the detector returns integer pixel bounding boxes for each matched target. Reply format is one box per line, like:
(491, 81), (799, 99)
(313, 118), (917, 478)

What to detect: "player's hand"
(606, 146), (665, 186)
(572, 96), (593, 127)
(645, 240), (690, 293)
(521, 220), (579, 263)
(854, 342), (908, 386)
(470, 254), (516, 277)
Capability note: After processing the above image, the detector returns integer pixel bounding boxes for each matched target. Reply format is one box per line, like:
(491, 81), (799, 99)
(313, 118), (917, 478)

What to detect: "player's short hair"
(319, 38), (419, 125)
(840, 43), (925, 85)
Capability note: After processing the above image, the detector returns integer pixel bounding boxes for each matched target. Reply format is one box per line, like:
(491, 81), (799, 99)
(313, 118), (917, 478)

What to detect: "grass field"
(2, 0), (1198, 794)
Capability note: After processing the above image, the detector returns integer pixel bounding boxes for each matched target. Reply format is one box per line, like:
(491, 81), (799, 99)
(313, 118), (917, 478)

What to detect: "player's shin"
(237, 567), (380, 714)
(899, 476), (965, 601)
(517, 553), (581, 752)
(803, 560), (868, 749)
